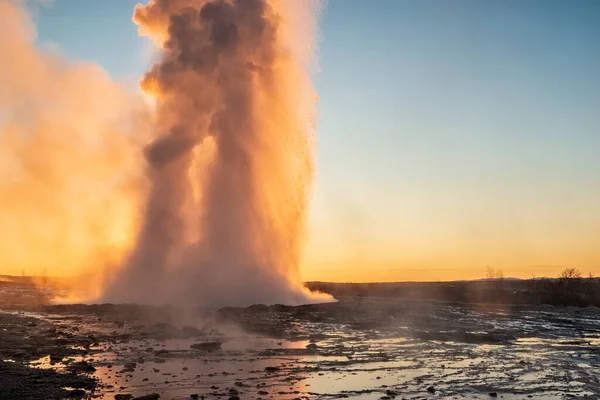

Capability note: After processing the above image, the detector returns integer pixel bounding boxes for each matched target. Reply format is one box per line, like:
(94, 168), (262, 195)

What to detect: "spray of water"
(102, 0), (331, 306)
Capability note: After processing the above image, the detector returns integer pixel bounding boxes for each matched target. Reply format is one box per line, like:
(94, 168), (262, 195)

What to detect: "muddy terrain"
(1, 280), (600, 400)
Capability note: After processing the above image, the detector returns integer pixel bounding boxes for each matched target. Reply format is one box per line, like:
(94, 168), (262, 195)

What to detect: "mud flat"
(1, 282), (600, 399)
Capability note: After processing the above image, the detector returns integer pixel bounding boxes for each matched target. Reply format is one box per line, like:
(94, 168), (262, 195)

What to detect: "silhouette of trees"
(558, 268), (582, 280)
(486, 267), (504, 281)
(541, 267), (599, 307)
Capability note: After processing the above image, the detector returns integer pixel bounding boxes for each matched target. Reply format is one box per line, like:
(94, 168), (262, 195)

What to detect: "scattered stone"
(133, 394), (160, 400)
(489, 393), (498, 398)
(67, 361), (96, 373)
(114, 395), (133, 400)
(191, 341), (222, 351)
(427, 386), (436, 394)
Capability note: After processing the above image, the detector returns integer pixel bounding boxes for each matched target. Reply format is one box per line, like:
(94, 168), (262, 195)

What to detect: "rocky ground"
(1, 281), (600, 399)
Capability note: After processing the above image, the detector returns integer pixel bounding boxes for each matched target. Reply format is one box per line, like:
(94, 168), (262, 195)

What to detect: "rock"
(133, 395), (160, 400)
(306, 343), (318, 351)
(66, 389), (86, 397)
(489, 393), (498, 397)
(49, 353), (63, 363)
(264, 366), (280, 372)
(120, 362), (137, 373)
(191, 341), (222, 351)
(114, 395), (133, 400)
(426, 386), (436, 394)
(67, 361), (96, 373)
(258, 391), (269, 395)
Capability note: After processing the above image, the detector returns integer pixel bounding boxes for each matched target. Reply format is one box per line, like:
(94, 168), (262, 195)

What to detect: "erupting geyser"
(102, 0), (330, 306)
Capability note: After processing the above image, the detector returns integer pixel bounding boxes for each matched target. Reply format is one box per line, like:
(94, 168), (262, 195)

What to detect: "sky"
(28, 0), (600, 282)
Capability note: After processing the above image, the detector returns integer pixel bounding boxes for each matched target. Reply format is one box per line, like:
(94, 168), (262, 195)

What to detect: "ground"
(0, 280), (599, 400)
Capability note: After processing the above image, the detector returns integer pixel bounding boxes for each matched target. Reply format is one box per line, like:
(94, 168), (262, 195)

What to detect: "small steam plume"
(102, 0), (331, 306)
(0, 0), (149, 299)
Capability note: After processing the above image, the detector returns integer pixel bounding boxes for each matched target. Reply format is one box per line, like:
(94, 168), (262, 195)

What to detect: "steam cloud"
(102, 0), (330, 306)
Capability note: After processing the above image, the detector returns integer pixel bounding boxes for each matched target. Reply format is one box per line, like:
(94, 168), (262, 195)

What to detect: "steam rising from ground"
(103, 0), (330, 306)
(0, 0), (148, 299)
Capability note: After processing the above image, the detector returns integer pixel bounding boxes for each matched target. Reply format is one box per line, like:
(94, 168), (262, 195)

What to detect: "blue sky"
(32, 0), (600, 280)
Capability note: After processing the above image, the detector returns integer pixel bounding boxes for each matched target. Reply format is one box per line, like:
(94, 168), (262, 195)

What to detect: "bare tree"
(559, 268), (582, 280)
(486, 267), (504, 281)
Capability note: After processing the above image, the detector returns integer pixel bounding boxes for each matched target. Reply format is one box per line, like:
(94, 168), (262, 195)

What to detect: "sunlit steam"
(0, 0), (149, 300)
(101, 0), (330, 306)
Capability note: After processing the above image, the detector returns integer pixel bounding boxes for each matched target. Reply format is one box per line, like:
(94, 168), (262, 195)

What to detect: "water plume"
(102, 0), (331, 306)
(0, 0), (149, 299)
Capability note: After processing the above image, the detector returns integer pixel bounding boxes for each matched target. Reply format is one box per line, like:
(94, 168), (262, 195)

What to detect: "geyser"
(102, 0), (330, 306)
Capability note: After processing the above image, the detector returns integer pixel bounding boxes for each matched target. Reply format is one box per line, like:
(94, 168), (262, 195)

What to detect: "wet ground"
(1, 282), (600, 399)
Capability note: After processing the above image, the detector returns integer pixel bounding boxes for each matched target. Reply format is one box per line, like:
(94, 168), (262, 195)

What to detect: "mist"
(0, 0), (149, 299)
